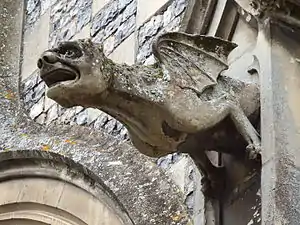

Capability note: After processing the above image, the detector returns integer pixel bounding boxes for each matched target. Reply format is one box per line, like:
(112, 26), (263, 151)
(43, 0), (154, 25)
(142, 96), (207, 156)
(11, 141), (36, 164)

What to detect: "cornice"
(235, 0), (300, 28)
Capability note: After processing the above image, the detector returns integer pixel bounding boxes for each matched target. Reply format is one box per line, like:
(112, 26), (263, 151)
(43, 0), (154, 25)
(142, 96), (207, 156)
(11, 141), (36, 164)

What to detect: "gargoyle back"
(153, 32), (238, 94)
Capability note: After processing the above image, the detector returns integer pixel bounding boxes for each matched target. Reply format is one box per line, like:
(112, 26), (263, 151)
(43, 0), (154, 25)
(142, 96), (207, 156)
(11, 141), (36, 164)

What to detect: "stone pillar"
(0, 0), (24, 90)
(251, 2), (300, 224)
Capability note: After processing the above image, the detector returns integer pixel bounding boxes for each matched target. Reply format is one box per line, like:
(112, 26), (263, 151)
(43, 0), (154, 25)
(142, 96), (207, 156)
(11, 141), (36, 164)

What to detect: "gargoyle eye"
(65, 50), (75, 57)
(58, 43), (82, 59)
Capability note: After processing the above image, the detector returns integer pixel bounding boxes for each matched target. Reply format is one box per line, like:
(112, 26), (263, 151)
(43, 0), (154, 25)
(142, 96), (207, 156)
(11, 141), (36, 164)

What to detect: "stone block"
(114, 14), (136, 47)
(44, 94), (56, 111)
(29, 97), (44, 119)
(45, 104), (58, 124)
(57, 179), (124, 224)
(92, 0), (110, 16)
(26, 0), (41, 25)
(16, 178), (65, 205)
(136, 0), (168, 27)
(76, 110), (88, 125)
(41, 0), (51, 15)
(166, 155), (190, 192)
(109, 34), (135, 65)
(91, 1), (119, 36)
(86, 108), (102, 124)
(22, 10), (50, 80)
(72, 24), (91, 39)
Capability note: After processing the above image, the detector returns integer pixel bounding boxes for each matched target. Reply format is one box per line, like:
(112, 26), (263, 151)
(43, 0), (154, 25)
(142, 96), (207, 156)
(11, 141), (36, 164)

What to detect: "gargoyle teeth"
(42, 69), (77, 87)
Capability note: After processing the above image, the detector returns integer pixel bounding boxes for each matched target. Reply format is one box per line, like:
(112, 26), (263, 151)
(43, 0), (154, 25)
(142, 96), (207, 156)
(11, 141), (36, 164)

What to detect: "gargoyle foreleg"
(227, 104), (261, 159)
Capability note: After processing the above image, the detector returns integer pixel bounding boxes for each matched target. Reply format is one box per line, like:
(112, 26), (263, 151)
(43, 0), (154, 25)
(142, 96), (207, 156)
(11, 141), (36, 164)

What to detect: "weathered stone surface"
(139, 15), (163, 46)
(109, 33), (135, 65)
(76, 110), (88, 125)
(103, 35), (116, 54)
(137, 0), (187, 63)
(104, 119), (117, 134)
(104, 15), (122, 40)
(26, 0), (41, 25)
(92, 0), (110, 16)
(94, 113), (109, 129)
(35, 112), (46, 124)
(44, 95), (55, 111)
(72, 23), (91, 39)
(85, 108), (102, 125)
(255, 15), (300, 225)
(45, 104), (58, 124)
(173, 0), (186, 17)
(115, 14), (135, 46)
(22, 10), (50, 80)
(27, 0), (39, 15)
(77, 4), (92, 32)
(49, 0), (92, 47)
(41, 0), (51, 15)
(32, 81), (45, 102)
(59, 108), (77, 124)
(118, 0), (133, 10)
(25, 0), (52, 26)
(122, 0), (136, 22)
(29, 97), (44, 119)
(136, 0), (169, 27)
(91, 0), (136, 54)
(166, 155), (191, 192)
(91, 1), (119, 36)
(23, 75), (37, 94)
(223, 178), (261, 225)
(20, 6), (196, 224)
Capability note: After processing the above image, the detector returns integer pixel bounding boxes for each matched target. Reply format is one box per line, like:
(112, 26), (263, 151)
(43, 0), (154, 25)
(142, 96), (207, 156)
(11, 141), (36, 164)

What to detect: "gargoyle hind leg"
(226, 103), (261, 159)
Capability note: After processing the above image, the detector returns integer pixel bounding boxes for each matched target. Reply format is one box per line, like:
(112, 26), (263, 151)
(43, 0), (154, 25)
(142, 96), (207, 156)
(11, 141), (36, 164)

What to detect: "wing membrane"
(153, 32), (237, 94)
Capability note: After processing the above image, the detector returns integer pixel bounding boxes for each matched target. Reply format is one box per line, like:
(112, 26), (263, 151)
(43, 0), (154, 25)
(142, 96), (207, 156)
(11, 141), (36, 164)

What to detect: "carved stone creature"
(37, 32), (261, 197)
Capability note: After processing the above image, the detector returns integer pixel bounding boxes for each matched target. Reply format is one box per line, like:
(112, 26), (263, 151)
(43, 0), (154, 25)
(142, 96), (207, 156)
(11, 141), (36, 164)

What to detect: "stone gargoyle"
(37, 32), (261, 197)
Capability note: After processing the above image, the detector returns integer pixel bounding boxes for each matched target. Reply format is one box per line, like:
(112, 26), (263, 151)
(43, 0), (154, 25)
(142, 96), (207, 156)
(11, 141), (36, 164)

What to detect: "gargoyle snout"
(37, 51), (59, 69)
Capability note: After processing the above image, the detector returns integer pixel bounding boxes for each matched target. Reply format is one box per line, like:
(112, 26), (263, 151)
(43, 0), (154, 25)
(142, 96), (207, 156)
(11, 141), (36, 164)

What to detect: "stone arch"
(0, 150), (134, 225)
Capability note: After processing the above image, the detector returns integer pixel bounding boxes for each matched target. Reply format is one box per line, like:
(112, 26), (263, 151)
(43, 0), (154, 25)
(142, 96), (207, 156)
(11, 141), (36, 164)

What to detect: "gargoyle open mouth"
(41, 68), (78, 88)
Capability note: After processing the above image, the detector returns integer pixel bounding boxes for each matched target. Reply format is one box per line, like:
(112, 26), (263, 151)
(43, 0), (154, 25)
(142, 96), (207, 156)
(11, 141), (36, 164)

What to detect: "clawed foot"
(201, 167), (226, 198)
(246, 144), (261, 160)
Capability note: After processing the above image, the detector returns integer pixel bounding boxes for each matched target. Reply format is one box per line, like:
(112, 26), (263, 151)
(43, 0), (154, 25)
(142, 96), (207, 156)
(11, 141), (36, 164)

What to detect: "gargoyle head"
(37, 39), (111, 107)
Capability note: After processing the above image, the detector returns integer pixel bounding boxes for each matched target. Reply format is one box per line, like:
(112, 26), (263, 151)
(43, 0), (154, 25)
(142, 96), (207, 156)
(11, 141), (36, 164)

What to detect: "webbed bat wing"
(153, 32), (237, 94)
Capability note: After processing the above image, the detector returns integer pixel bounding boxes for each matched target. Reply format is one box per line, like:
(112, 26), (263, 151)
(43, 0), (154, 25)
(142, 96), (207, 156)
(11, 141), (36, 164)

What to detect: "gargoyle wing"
(153, 32), (237, 94)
